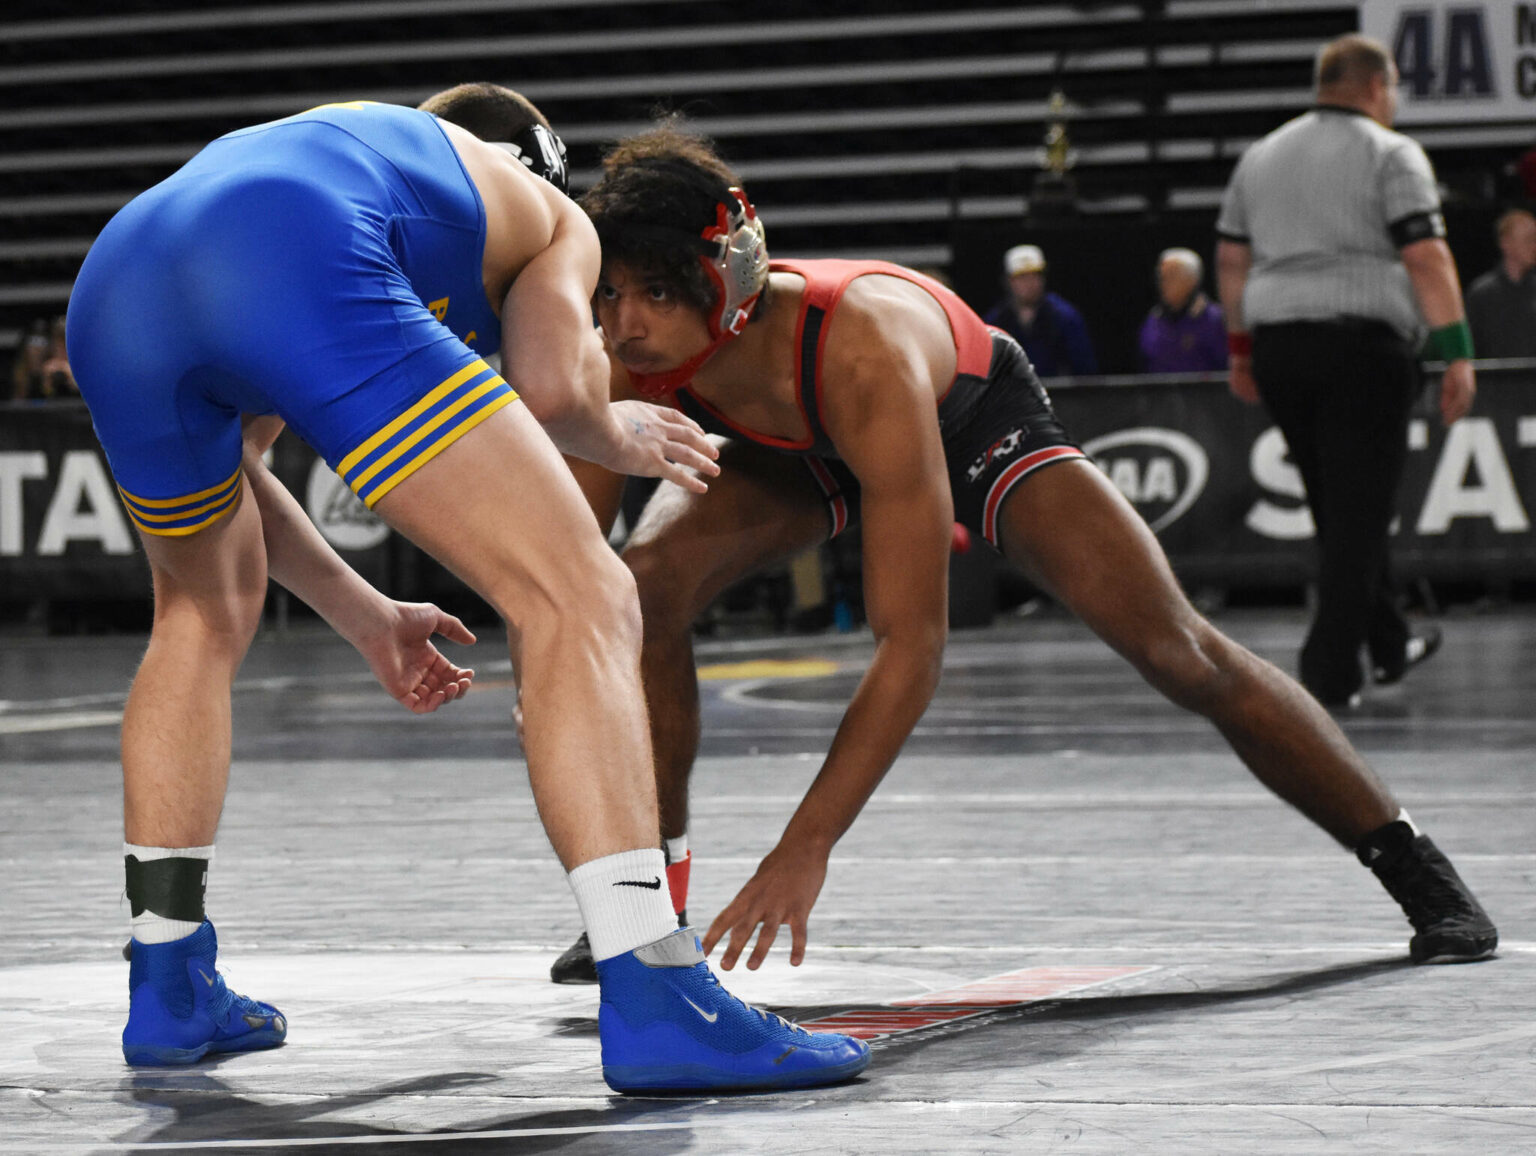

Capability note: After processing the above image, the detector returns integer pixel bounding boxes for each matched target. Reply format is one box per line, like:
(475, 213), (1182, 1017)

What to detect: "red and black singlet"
(672, 258), (998, 459)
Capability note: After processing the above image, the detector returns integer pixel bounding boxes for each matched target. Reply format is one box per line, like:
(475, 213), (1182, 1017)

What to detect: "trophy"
(1032, 88), (1079, 216)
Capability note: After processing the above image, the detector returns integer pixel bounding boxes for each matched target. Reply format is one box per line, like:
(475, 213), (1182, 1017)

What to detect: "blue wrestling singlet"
(66, 101), (514, 535)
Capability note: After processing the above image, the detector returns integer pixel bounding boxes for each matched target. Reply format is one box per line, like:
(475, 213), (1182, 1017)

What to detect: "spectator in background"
(1138, 248), (1228, 373)
(10, 319), (51, 400)
(41, 315), (77, 396)
(1465, 209), (1536, 358)
(982, 243), (1097, 376)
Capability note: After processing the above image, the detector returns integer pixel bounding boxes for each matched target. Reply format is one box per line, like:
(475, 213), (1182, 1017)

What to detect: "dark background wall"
(7, 1), (1533, 358)
(950, 205), (1507, 375)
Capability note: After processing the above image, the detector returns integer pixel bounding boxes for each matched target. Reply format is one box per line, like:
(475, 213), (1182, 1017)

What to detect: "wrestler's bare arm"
(238, 415), (475, 712)
(783, 302), (954, 850)
(705, 297), (954, 969)
(562, 350), (658, 534)
(485, 181), (717, 490)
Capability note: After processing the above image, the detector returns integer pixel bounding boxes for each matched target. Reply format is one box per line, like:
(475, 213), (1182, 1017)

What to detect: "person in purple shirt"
(1139, 248), (1229, 373)
(982, 244), (1098, 376)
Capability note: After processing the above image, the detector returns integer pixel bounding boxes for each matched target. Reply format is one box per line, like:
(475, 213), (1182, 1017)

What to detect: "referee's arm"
(1216, 237), (1258, 403)
(1401, 235), (1476, 425)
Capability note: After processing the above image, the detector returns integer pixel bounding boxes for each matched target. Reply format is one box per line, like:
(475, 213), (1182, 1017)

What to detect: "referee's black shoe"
(1372, 625), (1443, 685)
(550, 910), (690, 985)
(550, 932), (597, 984)
(1358, 820), (1498, 964)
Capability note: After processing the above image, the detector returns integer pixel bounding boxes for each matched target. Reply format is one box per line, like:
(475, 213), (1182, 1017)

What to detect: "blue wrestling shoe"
(595, 928), (870, 1094)
(122, 921), (287, 1066)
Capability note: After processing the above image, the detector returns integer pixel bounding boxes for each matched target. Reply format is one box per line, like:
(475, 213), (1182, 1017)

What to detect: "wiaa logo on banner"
(305, 458), (389, 551)
(1080, 427), (1210, 533)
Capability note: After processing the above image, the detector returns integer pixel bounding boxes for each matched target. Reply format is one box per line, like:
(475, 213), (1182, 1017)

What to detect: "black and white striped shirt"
(1217, 106), (1445, 343)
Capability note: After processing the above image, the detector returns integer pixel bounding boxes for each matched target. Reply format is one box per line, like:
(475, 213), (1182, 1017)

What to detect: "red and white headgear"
(623, 184), (769, 397)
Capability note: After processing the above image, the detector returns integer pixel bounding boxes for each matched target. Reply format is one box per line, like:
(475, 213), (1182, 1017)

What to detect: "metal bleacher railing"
(5, 0), (1519, 360)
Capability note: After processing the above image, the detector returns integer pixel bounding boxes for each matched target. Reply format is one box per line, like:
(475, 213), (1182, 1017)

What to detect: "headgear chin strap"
(489, 123), (569, 194)
(627, 186), (769, 397)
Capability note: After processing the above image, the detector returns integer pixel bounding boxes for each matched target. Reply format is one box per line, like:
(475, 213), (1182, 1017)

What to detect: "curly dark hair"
(581, 119), (765, 314)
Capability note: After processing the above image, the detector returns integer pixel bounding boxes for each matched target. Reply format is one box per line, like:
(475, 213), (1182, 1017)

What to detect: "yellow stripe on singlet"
(345, 376), (507, 495)
(117, 467), (242, 510)
(335, 360), (491, 481)
(360, 389), (518, 508)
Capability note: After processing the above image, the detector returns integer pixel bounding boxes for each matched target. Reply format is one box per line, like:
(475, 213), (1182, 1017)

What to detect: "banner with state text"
(4, 370), (1536, 600)
(1047, 368), (1536, 585)
(0, 405), (392, 601)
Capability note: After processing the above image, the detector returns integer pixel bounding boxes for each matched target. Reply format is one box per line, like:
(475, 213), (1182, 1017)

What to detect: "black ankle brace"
(1355, 818), (1416, 870)
(125, 854), (208, 923)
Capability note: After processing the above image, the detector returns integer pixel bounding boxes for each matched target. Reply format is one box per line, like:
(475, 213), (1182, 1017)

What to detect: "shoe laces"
(701, 968), (809, 1036)
(1386, 857), (1473, 930)
(197, 958), (264, 1027)
(201, 964), (237, 1017)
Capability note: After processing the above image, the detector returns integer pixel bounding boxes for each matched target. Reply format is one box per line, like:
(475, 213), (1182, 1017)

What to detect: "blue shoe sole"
(123, 1029), (286, 1067)
(603, 1047), (871, 1094)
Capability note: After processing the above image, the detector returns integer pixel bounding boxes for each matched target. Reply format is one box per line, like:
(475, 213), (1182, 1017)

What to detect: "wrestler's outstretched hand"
(355, 600), (477, 714)
(605, 400), (722, 493)
(704, 841), (828, 970)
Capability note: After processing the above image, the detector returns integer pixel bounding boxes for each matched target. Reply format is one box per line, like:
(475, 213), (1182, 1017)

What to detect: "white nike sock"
(567, 848), (677, 962)
(124, 843), (212, 944)
(663, 833), (688, 864)
(1396, 808), (1420, 836)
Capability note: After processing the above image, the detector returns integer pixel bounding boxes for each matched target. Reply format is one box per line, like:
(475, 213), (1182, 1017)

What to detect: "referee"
(1216, 33), (1474, 709)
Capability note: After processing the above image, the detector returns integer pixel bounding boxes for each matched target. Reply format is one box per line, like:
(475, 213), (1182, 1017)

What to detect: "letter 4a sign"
(1361, 0), (1536, 123)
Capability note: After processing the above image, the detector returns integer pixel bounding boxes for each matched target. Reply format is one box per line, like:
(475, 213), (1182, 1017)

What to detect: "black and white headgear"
(491, 123), (569, 194)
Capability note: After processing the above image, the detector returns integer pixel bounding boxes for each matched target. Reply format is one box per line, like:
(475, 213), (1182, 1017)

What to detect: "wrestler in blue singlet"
(67, 101), (514, 535)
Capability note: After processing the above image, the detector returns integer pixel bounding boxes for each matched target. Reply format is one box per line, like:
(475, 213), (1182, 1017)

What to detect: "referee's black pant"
(1252, 319), (1421, 703)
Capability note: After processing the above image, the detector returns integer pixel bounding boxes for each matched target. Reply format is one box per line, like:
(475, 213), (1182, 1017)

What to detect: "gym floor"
(2, 605), (1532, 1153)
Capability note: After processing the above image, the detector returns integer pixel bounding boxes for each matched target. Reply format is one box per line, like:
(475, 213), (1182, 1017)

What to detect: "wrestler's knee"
(145, 540), (267, 656)
(1130, 620), (1234, 712)
(585, 550), (644, 656)
(516, 542), (643, 661)
(148, 576), (266, 666)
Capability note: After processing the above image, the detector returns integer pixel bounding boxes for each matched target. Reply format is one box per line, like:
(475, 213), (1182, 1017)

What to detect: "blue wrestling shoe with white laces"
(122, 921), (287, 1066)
(595, 927), (870, 1094)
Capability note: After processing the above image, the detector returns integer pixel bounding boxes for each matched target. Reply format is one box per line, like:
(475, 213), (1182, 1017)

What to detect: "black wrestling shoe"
(550, 932), (597, 985)
(1301, 670), (1363, 711)
(1358, 820), (1498, 964)
(550, 908), (690, 986)
(1313, 688), (1362, 712)
(1373, 625), (1443, 685)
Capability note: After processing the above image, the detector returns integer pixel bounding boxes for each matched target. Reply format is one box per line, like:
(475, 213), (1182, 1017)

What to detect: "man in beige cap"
(982, 243), (1098, 376)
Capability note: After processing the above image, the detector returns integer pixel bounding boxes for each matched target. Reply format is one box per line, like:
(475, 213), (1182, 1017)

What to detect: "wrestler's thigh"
(997, 458), (1199, 645)
(625, 440), (835, 611)
(372, 401), (622, 618)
